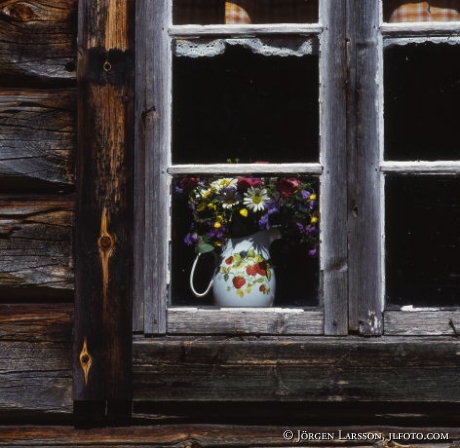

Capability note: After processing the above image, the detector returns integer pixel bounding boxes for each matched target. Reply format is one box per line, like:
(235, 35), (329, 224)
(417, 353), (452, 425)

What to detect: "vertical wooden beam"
(346, 0), (383, 335)
(321, 0), (348, 335)
(141, 1), (170, 335)
(74, 0), (134, 421)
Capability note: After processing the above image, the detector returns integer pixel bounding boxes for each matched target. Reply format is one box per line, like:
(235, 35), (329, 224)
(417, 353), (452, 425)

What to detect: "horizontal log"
(0, 304), (72, 342)
(0, 425), (458, 446)
(0, 89), (76, 189)
(133, 336), (460, 403)
(0, 304), (72, 416)
(0, 0), (77, 82)
(0, 197), (74, 297)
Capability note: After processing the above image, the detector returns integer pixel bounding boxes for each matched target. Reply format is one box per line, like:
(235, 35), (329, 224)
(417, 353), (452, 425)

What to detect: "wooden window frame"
(379, 2), (460, 336)
(134, 0), (348, 337)
(134, 0), (460, 338)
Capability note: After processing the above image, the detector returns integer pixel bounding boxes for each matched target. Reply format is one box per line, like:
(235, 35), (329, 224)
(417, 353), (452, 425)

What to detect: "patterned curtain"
(174, 1), (317, 25)
(385, 0), (460, 22)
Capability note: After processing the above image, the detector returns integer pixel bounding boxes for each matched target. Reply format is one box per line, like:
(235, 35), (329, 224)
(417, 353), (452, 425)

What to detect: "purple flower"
(301, 189), (311, 200)
(308, 248), (318, 257)
(209, 227), (226, 240)
(258, 213), (270, 230)
(184, 233), (199, 246)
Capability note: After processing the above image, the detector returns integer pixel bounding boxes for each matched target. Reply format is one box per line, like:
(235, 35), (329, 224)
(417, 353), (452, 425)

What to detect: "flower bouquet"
(176, 176), (319, 256)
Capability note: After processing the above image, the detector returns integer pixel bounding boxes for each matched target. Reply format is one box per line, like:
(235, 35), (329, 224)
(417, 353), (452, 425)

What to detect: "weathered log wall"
(0, 0), (76, 424)
(0, 304), (72, 419)
(0, 90), (76, 190)
(0, 0), (77, 83)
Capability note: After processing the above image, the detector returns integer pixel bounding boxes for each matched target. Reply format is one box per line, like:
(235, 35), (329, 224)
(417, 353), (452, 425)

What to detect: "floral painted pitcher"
(190, 229), (281, 307)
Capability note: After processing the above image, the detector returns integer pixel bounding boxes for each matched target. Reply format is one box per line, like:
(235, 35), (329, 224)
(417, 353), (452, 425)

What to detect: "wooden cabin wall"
(0, 1), (459, 446)
(0, 0), (76, 421)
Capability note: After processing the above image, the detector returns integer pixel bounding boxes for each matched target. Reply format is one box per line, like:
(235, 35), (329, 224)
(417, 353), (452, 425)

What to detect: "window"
(381, 0), (460, 335)
(134, 1), (460, 338)
(135, 0), (347, 336)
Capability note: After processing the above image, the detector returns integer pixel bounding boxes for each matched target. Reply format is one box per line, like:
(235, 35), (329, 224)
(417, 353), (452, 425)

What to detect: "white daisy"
(221, 189), (240, 209)
(243, 187), (270, 212)
(210, 178), (238, 192)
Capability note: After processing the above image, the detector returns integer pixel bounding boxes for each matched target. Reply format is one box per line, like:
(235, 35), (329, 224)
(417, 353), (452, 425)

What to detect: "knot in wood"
(2, 4), (37, 22)
(103, 61), (112, 72)
(79, 338), (93, 386)
(99, 235), (113, 249)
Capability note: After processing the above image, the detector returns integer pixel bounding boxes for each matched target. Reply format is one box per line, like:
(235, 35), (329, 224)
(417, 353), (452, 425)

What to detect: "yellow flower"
(309, 194), (317, 201)
(311, 216), (319, 224)
(239, 208), (249, 218)
(214, 221), (222, 229)
(207, 203), (217, 210)
(197, 202), (207, 212)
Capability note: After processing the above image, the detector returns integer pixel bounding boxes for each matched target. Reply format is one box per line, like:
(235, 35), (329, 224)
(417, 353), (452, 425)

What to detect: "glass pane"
(386, 175), (460, 307)
(173, 0), (318, 25)
(171, 175), (320, 307)
(384, 42), (460, 161)
(173, 38), (319, 164)
(384, 0), (460, 22)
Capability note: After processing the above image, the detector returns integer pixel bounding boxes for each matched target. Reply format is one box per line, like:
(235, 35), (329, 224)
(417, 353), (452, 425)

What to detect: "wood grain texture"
(74, 0), (134, 407)
(0, 197), (74, 296)
(0, 425), (458, 446)
(0, 89), (76, 189)
(385, 310), (460, 336)
(320, 0), (348, 335)
(133, 336), (460, 403)
(0, 0), (77, 82)
(167, 308), (323, 334)
(346, 0), (383, 335)
(0, 304), (72, 416)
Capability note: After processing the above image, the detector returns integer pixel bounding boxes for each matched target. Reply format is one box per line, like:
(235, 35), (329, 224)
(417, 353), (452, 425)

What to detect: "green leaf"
(196, 243), (214, 254)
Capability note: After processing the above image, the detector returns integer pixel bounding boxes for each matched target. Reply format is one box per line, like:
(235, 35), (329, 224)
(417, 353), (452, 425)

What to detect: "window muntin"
(170, 39), (322, 309)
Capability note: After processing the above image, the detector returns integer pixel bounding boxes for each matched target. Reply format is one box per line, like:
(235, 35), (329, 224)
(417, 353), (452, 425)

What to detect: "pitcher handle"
(189, 252), (215, 297)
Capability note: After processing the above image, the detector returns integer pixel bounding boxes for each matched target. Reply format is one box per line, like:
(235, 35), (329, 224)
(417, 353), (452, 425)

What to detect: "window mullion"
(346, 0), (383, 335)
(320, 0), (349, 335)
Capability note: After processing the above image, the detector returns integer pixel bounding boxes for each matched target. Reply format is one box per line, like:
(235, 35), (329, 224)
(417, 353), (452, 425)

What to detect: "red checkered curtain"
(385, 0), (460, 22)
(174, 1), (318, 25)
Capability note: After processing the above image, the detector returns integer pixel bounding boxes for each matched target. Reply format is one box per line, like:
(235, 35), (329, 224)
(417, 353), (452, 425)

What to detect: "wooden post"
(346, 0), (383, 335)
(74, 0), (134, 423)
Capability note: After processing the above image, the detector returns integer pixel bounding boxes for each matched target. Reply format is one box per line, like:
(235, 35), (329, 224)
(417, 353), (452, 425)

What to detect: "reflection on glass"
(173, 39), (319, 164)
(170, 176), (320, 307)
(386, 175), (460, 307)
(384, 0), (460, 22)
(173, 0), (318, 25)
(384, 42), (460, 161)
